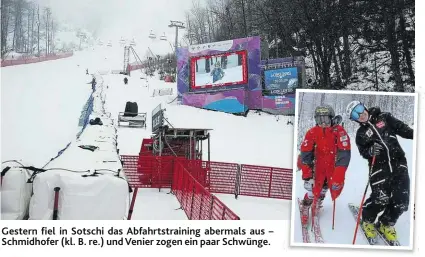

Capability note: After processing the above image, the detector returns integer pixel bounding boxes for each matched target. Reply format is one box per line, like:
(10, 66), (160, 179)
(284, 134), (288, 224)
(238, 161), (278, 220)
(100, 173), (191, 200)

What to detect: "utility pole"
(241, 0), (248, 37)
(168, 20), (185, 75)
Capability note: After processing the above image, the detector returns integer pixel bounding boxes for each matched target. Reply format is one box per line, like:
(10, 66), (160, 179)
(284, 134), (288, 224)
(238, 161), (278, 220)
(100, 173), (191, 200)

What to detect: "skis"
(348, 203), (378, 245)
(297, 198), (324, 244)
(348, 203), (401, 246)
(312, 211), (324, 243)
(297, 198), (311, 243)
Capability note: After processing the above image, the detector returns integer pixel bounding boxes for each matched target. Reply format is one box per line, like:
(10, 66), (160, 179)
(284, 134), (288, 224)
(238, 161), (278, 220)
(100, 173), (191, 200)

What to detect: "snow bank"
(1, 165), (33, 220)
(29, 169), (128, 220)
(28, 73), (130, 220)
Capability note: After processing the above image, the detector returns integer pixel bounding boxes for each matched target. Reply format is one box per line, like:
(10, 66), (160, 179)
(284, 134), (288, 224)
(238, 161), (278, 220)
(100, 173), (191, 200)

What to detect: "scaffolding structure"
(123, 45), (145, 75)
(152, 126), (211, 162)
(150, 103), (211, 161)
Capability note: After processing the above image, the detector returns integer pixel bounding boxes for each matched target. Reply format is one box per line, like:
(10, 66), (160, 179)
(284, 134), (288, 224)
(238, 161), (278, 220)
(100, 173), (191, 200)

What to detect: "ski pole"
(352, 155), (376, 244)
(332, 199), (336, 230)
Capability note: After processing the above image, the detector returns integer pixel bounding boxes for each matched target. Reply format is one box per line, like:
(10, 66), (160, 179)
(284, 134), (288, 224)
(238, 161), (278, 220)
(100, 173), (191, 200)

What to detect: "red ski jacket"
(299, 124), (351, 200)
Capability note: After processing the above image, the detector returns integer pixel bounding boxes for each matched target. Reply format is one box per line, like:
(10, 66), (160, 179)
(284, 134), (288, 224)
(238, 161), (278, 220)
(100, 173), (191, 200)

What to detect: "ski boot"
(361, 221), (378, 244)
(378, 223), (398, 244)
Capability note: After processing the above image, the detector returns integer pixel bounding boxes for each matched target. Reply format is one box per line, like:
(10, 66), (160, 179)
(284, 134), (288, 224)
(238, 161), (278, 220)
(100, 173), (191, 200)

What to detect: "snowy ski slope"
(1, 45), (293, 220)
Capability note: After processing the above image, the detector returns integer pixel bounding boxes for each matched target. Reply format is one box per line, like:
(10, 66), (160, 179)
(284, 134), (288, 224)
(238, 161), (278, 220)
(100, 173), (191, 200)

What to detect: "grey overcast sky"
(33, 0), (199, 55)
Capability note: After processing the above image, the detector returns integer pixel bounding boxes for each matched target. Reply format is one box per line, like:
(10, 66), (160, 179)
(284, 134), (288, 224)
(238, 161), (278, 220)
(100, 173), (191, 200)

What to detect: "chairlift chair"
(149, 30), (156, 39)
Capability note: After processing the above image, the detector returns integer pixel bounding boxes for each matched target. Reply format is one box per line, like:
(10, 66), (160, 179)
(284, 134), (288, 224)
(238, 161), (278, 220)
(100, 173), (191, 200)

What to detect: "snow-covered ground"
(216, 194), (291, 220)
(292, 138), (414, 247)
(1, 55), (93, 167)
(1, 45), (293, 220)
(194, 65), (244, 87)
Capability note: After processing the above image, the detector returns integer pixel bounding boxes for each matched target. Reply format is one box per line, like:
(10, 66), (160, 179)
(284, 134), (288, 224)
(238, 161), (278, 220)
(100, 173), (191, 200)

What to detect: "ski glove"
(369, 142), (384, 157)
(303, 179), (314, 191)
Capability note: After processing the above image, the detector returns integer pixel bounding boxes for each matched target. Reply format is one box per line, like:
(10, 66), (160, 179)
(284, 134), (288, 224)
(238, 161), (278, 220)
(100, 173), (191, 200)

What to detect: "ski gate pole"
(53, 187), (61, 220)
(127, 187), (139, 220)
(352, 155), (376, 244)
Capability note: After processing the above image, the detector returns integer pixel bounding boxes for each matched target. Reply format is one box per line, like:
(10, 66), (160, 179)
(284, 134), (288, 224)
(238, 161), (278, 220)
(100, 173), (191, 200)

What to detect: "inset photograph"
(290, 89), (417, 250)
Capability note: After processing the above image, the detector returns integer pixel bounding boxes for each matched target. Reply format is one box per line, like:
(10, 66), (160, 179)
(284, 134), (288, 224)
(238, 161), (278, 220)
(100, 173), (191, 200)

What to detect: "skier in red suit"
(298, 105), (352, 224)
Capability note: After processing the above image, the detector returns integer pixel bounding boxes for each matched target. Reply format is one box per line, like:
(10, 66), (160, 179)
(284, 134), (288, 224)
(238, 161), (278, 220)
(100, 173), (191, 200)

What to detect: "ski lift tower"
(123, 45), (130, 74)
(160, 33), (175, 74)
(168, 21), (185, 74)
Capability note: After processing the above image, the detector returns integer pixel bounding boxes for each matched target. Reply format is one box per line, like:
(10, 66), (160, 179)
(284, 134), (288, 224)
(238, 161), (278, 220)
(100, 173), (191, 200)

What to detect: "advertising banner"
(263, 67), (298, 95)
(151, 104), (164, 133)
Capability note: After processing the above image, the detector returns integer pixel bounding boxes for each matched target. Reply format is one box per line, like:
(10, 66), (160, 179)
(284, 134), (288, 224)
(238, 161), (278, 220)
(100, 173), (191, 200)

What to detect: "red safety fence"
(1, 52), (74, 67)
(207, 161), (239, 195)
(239, 164), (292, 200)
(127, 63), (144, 72)
(120, 155), (141, 188)
(175, 160), (293, 199)
(172, 161), (240, 220)
(139, 156), (180, 189)
(269, 167), (293, 199)
(121, 155), (293, 220)
(238, 164), (271, 198)
(177, 160), (239, 195)
(178, 159), (209, 187)
(121, 155), (293, 200)
(121, 155), (182, 189)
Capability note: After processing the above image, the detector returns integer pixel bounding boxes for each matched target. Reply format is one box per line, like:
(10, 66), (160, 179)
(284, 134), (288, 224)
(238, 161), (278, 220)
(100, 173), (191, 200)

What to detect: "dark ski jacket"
(355, 107), (413, 164)
(210, 67), (224, 83)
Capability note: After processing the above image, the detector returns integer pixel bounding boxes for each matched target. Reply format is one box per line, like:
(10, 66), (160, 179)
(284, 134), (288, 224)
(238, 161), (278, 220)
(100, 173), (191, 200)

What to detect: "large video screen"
(264, 67), (298, 95)
(190, 50), (248, 90)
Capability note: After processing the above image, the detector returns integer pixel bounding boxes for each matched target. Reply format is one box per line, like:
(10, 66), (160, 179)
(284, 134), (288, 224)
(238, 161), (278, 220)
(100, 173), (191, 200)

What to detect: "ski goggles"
(350, 104), (366, 121)
(315, 115), (332, 125)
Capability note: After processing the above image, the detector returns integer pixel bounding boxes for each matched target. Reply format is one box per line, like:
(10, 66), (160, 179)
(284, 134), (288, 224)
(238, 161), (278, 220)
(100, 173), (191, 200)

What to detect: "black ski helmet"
(314, 105), (335, 125)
